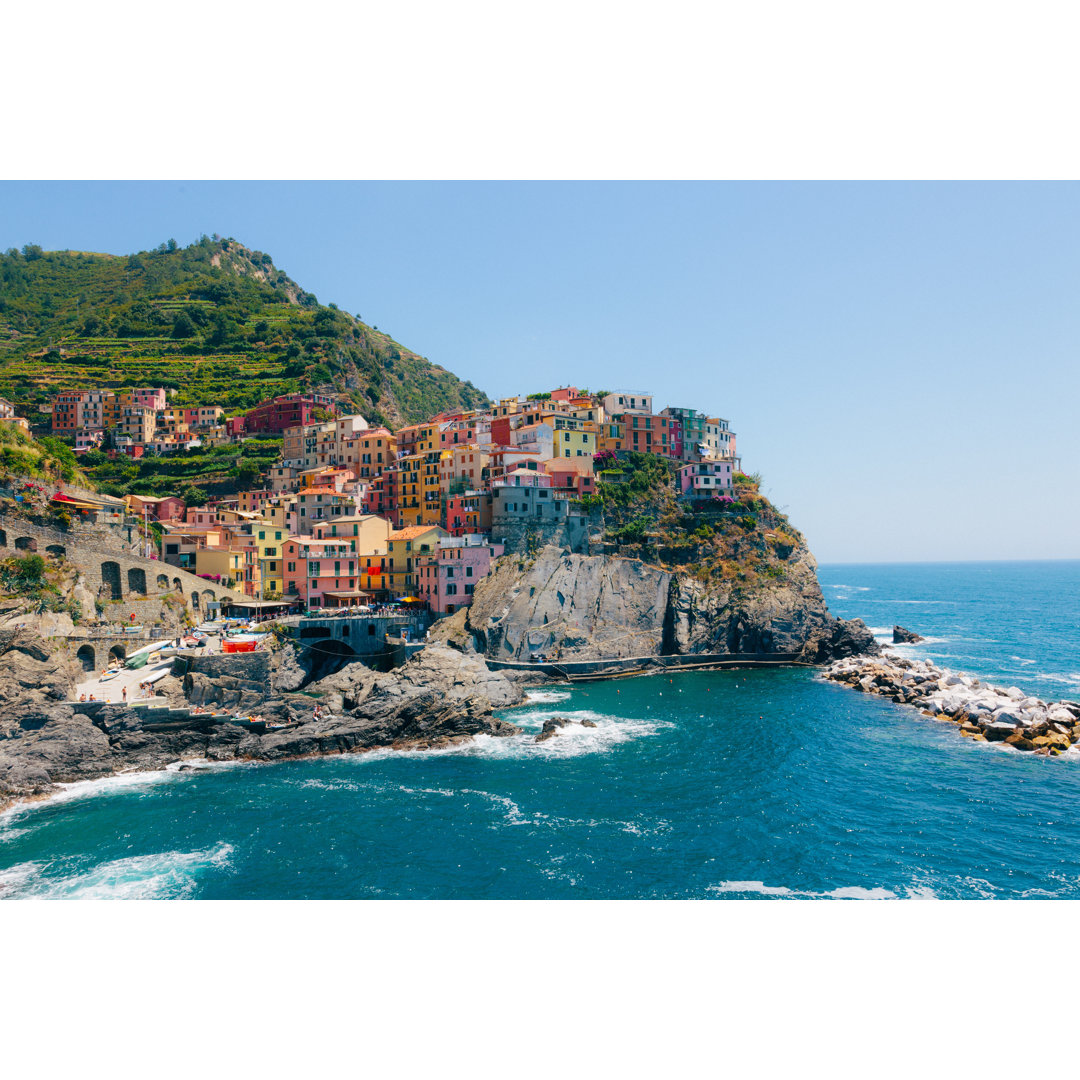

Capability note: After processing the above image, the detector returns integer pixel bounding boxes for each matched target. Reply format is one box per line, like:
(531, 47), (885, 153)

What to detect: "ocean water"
(2, 560), (1080, 900)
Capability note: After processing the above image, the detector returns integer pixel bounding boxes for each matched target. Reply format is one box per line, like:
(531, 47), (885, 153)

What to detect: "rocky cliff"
(0, 644), (525, 808)
(434, 541), (876, 664)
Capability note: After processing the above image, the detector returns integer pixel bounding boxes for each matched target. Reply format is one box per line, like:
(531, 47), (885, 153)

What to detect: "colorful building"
(417, 536), (504, 614)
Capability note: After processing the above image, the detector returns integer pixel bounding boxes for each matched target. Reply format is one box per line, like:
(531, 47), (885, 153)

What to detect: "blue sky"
(1, 181), (1076, 562)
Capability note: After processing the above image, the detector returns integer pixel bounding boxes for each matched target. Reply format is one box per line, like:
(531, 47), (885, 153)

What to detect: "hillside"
(0, 237), (489, 428)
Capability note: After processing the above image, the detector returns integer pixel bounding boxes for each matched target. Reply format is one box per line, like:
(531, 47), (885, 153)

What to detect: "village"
(36, 385), (741, 618)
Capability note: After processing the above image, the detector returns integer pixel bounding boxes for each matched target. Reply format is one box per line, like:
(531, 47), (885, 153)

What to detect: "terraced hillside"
(0, 238), (489, 428)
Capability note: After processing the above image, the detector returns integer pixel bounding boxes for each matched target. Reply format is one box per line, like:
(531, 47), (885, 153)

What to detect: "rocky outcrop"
(823, 653), (1080, 755)
(0, 627), (80, 733)
(535, 715), (597, 743)
(0, 643), (523, 808)
(893, 625), (924, 644)
(437, 543), (877, 665)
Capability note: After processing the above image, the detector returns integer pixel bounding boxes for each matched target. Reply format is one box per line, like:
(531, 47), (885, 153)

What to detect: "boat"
(99, 669), (120, 682)
(122, 625), (146, 635)
(123, 640), (169, 669)
(222, 634), (258, 653)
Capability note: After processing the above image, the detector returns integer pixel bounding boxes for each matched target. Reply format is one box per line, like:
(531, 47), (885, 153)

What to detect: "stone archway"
(46, 544), (66, 559)
(108, 644), (126, 664)
(172, 578), (183, 593)
(14, 536), (37, 552)
(76, 644), (97, 672)
(0, 528), (6, 547)
(101, 561), (122, 600)
(127, 567), (147, 595)
(191, 591), (200, 611)
(157, 574), (170, 590)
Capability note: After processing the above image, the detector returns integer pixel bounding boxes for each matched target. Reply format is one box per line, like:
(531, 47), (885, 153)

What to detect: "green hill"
(0, 237), (489, 428)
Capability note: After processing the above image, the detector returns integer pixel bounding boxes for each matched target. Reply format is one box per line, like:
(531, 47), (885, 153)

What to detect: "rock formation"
(433, 543), (877, 665)
(823, 653), (1080, 754)
(893, 625), (925, 644)
(0, 644), (523, 808)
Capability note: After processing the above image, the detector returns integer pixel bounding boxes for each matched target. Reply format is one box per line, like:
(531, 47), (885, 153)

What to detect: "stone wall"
(0, 516), (248, 619)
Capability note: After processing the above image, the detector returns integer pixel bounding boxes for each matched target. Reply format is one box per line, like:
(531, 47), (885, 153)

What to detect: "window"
(446, 584), (457, 596)
(465, 566), (473, 577)
(308, 562), (319, 577)
(287, 562), (296, 572)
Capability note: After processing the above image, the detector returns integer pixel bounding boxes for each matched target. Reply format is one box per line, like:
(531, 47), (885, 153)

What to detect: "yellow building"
(194, 547), (246, 589)
(252, 522), (286, 596)
(311, 514), (392, 556)
(387, 525), (446, 596)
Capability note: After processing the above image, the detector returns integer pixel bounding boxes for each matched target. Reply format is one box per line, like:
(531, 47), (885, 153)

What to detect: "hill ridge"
(0, 236), (489, 428)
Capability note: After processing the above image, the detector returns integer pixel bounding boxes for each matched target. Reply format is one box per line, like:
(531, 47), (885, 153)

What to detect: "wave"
(348, 711), (673, 763)
(523, 690), (572, 704)
(0, 842), (235, 900)
(825, 584), (871, 591)
(708, 880), (900, 899)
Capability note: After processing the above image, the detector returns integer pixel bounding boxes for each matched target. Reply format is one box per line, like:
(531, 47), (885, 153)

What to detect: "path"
(75, 635), (221, 704)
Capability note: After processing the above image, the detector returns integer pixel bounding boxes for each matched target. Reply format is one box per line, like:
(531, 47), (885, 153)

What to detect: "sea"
(2, 560), (1080, 901)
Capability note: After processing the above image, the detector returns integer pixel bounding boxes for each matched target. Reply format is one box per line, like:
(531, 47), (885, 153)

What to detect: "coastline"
(823, 650), (1080, 755)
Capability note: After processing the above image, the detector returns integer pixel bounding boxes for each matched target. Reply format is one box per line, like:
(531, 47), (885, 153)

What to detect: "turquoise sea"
(2, 560), (1080, 900)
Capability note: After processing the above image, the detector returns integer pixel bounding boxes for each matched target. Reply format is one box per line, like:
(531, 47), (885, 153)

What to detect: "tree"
(179, 484), (208, 506)
(234, 460), (261, 488)
(172, 311), (196, 339)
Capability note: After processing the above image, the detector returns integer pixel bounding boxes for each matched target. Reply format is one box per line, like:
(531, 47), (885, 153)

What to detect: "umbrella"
(399, 596), (423, 603)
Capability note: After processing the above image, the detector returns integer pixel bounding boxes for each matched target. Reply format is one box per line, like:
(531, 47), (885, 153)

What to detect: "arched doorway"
(76, 644), (96, 672)
(127, 567), (147, 595)
(108, 644), (126, 664)
(101, 561), (122, 600)
(14, 536), (37, 552)
(157, 574), (170, 590)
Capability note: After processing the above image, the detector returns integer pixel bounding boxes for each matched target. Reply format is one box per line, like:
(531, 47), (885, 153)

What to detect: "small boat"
(222, 634), (258, 654)
(122, 625), (146, 635)
(99, 669), (120, 682)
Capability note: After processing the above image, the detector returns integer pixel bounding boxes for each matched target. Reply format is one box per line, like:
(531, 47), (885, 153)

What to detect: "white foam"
(523, 690), (572, 704)
(1, 843), (234, 900)
(708, 880), (898, 899)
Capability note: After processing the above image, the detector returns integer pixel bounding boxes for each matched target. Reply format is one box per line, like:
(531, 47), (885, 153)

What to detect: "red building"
(361, 474), (391, 516)
(444, 492), (492, 536)
(244, 393), (338, 435)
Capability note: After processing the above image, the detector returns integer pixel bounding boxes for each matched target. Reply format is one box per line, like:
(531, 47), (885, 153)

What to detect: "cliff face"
(438, 542), (876, 664)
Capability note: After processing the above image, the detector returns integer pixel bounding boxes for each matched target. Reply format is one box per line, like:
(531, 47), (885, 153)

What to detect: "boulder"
(892, 626), (925, 644)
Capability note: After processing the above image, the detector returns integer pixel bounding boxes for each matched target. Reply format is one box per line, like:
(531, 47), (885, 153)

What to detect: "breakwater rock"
(435, 543), (878, 664)
(893, 625), (924, 644)
(823, 653), (1080, 754)
(0, 645), (523, 808)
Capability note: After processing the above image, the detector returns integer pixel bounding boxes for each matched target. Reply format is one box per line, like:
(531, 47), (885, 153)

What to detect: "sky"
(0, 180), (1076, 563)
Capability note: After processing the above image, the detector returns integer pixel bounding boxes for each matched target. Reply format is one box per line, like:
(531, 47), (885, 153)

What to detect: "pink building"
(282, 537), (363, 607)
(133, 387), (168, 411)
(185, 506), (217, 526)
(155, 496), (185, 521)
(417, 537), (504, 615)
(226, 415), (246, 437)
(541, 460), (596, 498)
(677, 460), (734, 498)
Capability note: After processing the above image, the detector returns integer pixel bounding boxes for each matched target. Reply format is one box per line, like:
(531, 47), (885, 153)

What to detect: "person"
(79, 693), (86, 702)
(122, 686), (127, 702)
(88, 694), (96, 702)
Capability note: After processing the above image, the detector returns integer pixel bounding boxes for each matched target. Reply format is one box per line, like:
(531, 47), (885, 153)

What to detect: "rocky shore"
(824, 653), (1080, 755)
(0, 645), (532, 811)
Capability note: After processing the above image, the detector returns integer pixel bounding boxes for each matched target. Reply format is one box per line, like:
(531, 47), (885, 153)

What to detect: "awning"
(321, 590), (373, 599)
